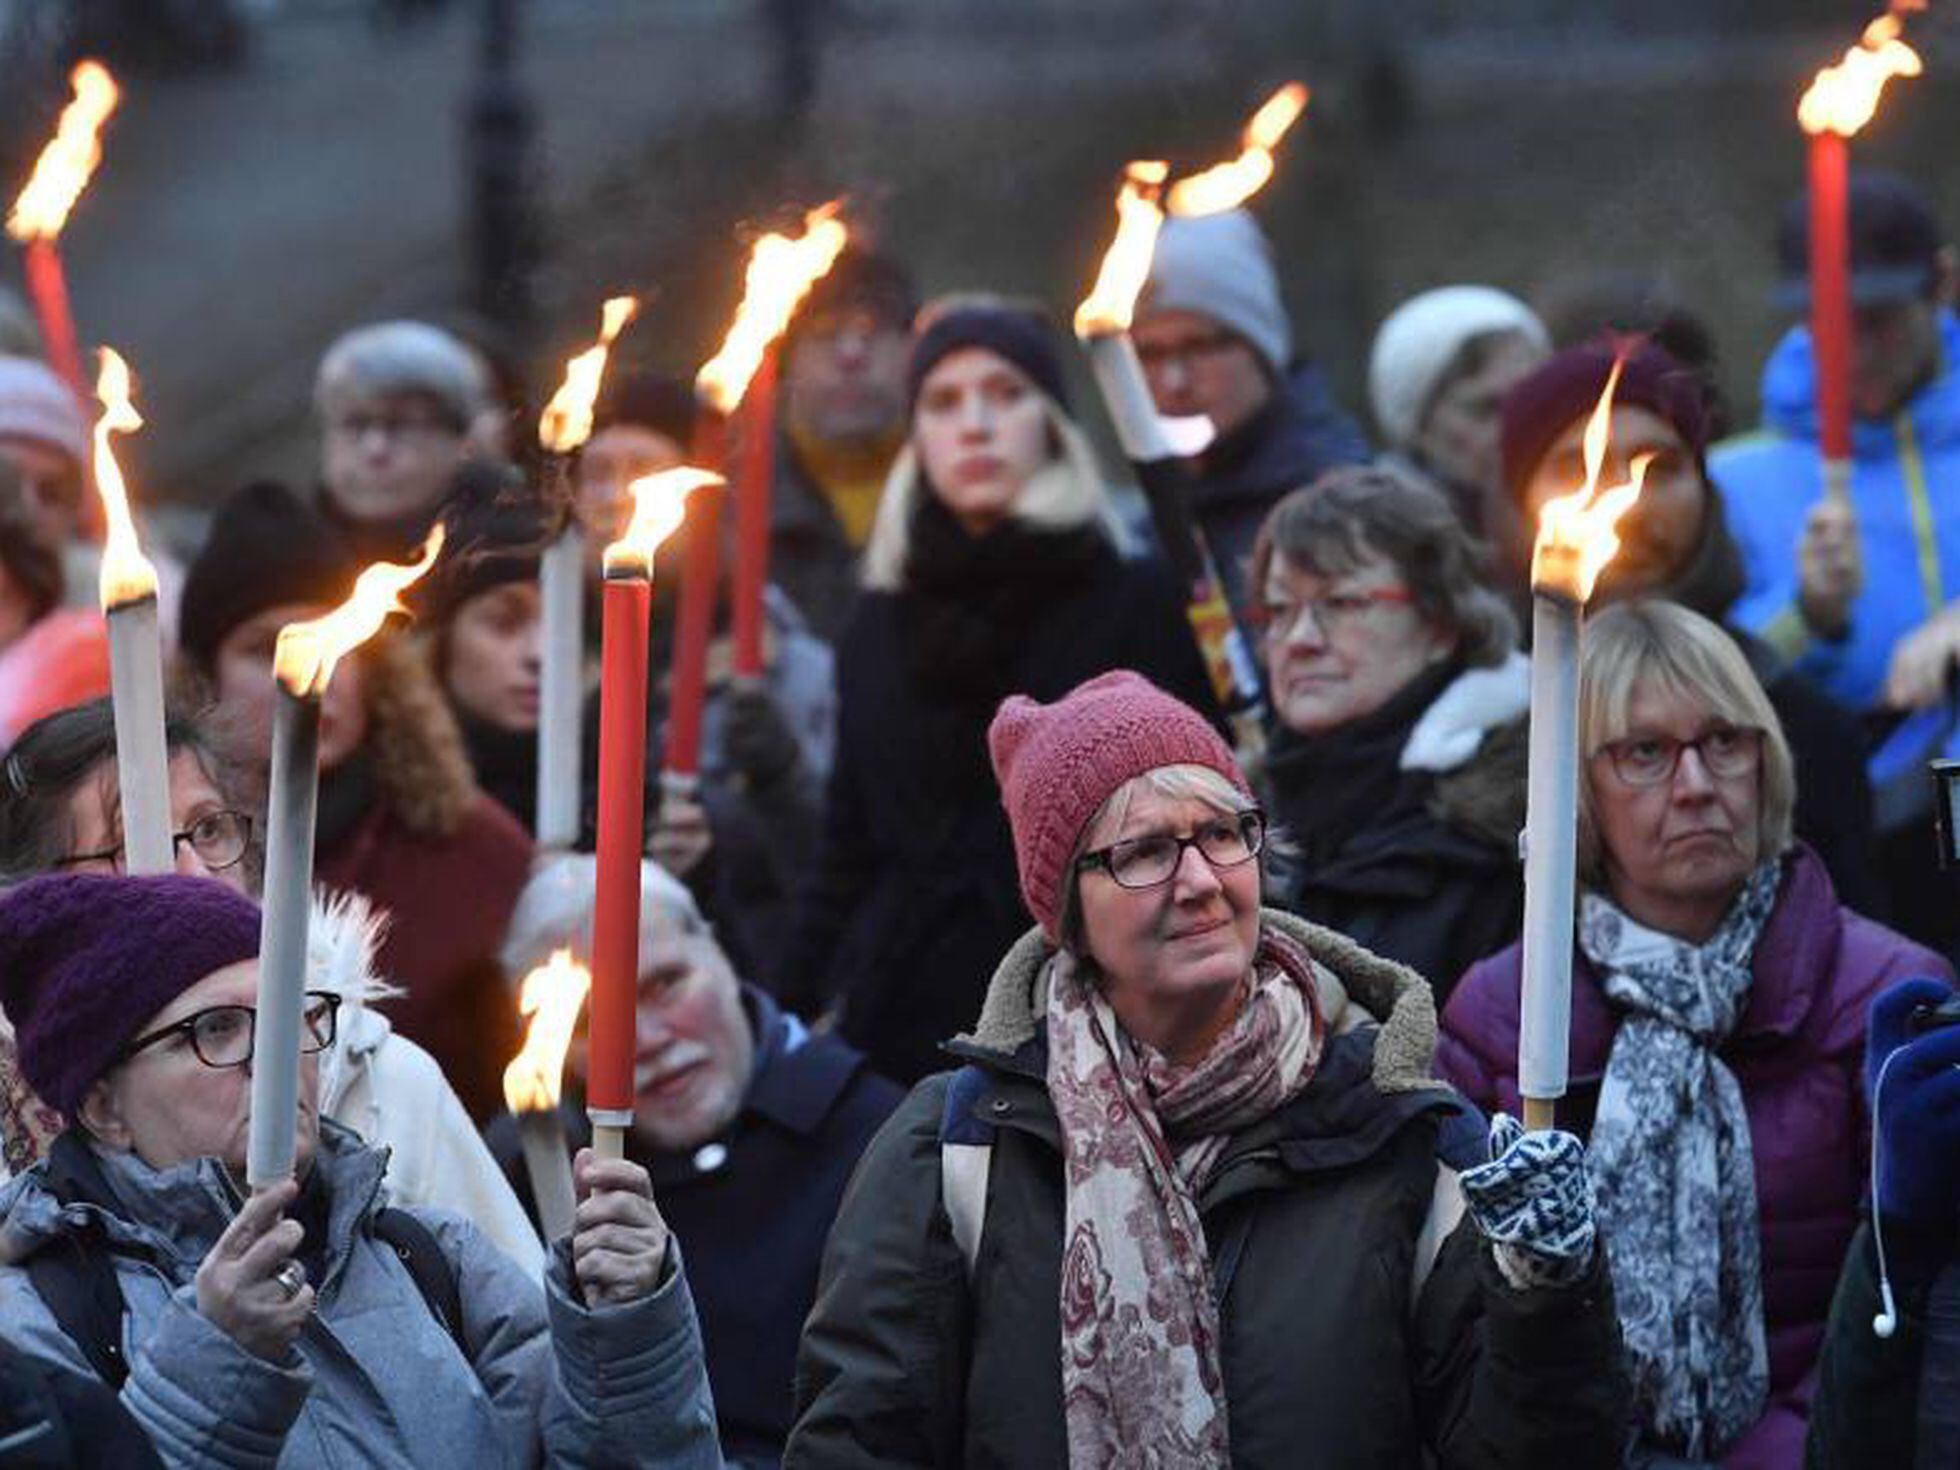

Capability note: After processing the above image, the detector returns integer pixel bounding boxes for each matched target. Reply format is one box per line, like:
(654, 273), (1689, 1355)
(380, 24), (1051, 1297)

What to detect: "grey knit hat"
(1139, 210), (1292, 375)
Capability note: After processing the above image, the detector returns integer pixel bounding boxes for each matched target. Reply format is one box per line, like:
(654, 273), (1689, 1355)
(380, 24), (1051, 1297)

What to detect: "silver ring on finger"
(274, 1260), (307, 1300)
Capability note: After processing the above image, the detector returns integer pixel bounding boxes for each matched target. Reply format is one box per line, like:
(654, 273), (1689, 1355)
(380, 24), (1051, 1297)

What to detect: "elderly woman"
(0, 872), (718, 1468)
(788, 670), (1627, 1468)
(778, 298), (1218, 1083)
(1252, 467), (1527, 998)
(1440, 601), (1952, 1469)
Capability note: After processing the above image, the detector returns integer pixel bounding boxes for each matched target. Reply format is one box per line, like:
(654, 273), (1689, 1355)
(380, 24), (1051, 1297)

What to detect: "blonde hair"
(1576, 600), (1796, 884)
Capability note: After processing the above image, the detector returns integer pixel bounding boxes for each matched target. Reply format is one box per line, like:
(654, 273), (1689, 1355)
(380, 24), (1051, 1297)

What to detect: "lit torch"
(1797, 4), (1923, 505)
(1518, 358), (1653, 1132)
(534, 296), (640, 850)
(247, 528), (445, 1189)
(1165, 82), (1310, 218)
(503, 949), (591, 1241)
(7, 62), (119, 393)
(591, 467), (719, 1159)
(91, 348), (170, 874)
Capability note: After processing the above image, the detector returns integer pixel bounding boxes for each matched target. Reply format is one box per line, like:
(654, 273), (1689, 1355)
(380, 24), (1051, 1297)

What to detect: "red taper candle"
(666, 410), (728, 779)
(730, 348), (780, 679)
(22, 239), (83, 394)
(1808, 130), (1853, 469)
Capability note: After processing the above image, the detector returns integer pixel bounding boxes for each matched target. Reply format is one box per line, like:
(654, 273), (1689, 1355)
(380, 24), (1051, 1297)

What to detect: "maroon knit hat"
(988, 670), (1248, 940)
(1499, 337), (1713, 509)
(0, 874), (263, 1117)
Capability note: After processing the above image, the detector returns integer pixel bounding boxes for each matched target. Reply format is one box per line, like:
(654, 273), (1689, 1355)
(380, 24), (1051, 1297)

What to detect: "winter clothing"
(0, 609), (109, 752)
(786, 908), (1630, 1469)
(0, 1122), (720, 1469)
(988, 668), (1247, 939)
(1263, 654), (1528, 1000)
(905, 303), (1069, 413)
(1369, 286), (1548, 451)
(314, 321), (490, 434)
(778, 512), (1220, 1084)
(1774, 170), (1945, 312)
(1440, 844), (1954, 1469)
(419, 484), (548, 626)
(0, 355), (87, 466)
(1713, 310), (1960, 710)
(767, 436), (881, 643)
(1500, 337), (1714, 498)
(1141, 211), (1294, 376)
(177, 483), (359, 675)
(1458, 1113), (1598, 1288)
(489, 986), (902, 1466)
(782, 245), (919, 352)
(0, 1335), (161, 1468)
(0, 874), (262, 1117)
(1866, 976), (1960, 1226)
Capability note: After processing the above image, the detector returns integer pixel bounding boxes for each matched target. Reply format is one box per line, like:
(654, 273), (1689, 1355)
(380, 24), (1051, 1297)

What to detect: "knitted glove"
(1459, 1114), (1597, 1288)
(1867, 976), (1960, 1226)
(722, 683), (803, 788)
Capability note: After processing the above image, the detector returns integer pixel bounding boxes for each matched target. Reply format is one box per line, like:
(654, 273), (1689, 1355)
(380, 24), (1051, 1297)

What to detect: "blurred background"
(4, 0), (1958, 548)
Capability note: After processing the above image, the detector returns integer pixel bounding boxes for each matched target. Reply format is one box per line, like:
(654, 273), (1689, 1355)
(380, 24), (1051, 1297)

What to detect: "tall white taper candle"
(536, 523), (585, 849)
(1518, 592), (1582, 1128)
(1081, 331), (1173, 462)
(518, 1110), (579, 1242)
(105, 593), (172, 873)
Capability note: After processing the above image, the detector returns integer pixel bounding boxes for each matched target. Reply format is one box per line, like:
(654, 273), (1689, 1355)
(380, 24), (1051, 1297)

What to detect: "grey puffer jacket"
(0, 1123), (721, 1469)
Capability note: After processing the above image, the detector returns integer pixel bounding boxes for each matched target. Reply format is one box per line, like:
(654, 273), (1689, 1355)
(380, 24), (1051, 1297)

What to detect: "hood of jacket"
(1760, 309), (1960, 458)
(955, 907), (1444, 1097)
(1400, 652), (1529, 776)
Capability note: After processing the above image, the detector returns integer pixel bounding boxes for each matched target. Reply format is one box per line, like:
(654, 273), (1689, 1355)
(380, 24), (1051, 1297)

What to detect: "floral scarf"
(1045, 926), (1325, 1468)
(0, 1022), (61, 1183)
(1578, 859), (1781, 1458)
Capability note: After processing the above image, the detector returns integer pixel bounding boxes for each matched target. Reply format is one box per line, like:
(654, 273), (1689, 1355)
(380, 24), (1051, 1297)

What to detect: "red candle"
(1808, 130), (1853, 470)
(665, 410), (728, 780)
(22, 239), (83, 394)
(730, 347), (780, 680)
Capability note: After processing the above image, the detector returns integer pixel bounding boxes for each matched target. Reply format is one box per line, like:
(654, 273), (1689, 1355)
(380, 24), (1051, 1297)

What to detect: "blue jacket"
(1712, 311), (1960, 710)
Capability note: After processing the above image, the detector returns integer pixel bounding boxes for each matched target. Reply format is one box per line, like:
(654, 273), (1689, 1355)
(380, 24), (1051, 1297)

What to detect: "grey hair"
(1248, 464), (1518, 669)
(315, 320), (491, 431)
(501, 852), (713, 981)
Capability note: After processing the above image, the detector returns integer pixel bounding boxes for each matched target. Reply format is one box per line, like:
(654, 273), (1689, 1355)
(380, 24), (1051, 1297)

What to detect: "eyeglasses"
(327, 409), (460, 444)
(119, 991), (340, 1070)
(1076, 810), (1266, 890)
(1595, 725), (1764, 788)
(55, 809), (253, 875)
(1251, 588), (1414, 642)
(1134, 329), (1245, 376)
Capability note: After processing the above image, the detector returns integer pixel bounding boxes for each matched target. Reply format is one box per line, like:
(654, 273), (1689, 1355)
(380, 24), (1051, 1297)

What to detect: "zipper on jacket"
(1899, 411), (1946, 616)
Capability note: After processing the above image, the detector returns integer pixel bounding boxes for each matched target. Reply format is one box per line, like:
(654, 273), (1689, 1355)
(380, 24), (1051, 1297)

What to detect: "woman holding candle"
(1249, 467), (1527, 999)
(1439, 600), (1951, 1468)
(778, 298), (1219, 1084)
(789, 670), (1625, 1467)
(0, 872), (720, 1468)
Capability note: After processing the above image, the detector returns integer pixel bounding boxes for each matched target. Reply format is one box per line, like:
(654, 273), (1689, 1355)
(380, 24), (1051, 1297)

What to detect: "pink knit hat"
(988, 670), (1248, 939)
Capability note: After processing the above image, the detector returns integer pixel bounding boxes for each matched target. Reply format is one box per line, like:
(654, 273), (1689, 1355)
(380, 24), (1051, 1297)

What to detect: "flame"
(1166, 82), (1309, 216)
(1529, 357), (1655, 601)
(273, 526), (445, 697)
(7, 62), (120, 242)
(1799, 6), (1924, 137)
(1074, 161), (1170, 337)
(91, 348), (156, 608)
(502, 949), (592, 1114)
(603, 465), (722, 578)
(696, 203), (850, 414)
(539, 296), (640, 454)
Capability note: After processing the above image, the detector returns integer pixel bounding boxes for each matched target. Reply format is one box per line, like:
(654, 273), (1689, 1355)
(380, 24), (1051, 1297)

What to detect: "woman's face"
(61, 751), (249, 893)
(1075, 782), (1262, 1062)
(1414, 331), (1545, 494)
(444, 581), (541, 732)
(912, 348), (1052, 534)
(213, 604), (370, 771)
(1260, 550), (1456, 736)
(1587, 676), (1763, 940)
(83, 959), (321, 1179)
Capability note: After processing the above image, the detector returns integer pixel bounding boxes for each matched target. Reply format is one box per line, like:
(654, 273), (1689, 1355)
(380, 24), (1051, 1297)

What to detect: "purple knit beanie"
(0, 874), (263, 1116)
(988, 670), (1248, 940)
(1498, 337), (1712, 508)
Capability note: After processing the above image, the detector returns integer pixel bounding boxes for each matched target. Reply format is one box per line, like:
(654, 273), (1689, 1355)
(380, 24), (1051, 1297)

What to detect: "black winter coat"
(777, 536), (1221, 1083)
(787, 913), (1630, 1469)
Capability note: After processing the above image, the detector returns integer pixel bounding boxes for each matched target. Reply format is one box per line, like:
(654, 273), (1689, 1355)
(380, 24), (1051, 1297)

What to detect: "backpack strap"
(25, 1229), (130, 1390)
(372, 1209), (467, 1357)
(938, 1067), (995, 1281)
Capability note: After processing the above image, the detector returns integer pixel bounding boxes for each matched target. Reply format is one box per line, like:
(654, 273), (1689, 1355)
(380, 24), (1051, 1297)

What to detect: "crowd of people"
(2, 159), (1960, 1468)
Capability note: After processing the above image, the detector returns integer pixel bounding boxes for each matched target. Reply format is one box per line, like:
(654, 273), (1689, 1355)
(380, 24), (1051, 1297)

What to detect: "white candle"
(536, 522), (585, 849)
(518, 1109), (578, 1242)
(247, 684), (321, 1189)
(1518, 592), (1582, 1127)
(105, 592), (172, 874)
(1081, 330), (1174, 462)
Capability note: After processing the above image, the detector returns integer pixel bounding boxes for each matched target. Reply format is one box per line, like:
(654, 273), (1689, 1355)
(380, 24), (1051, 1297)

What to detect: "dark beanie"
(788, 244), (920, 341)
(1499, 338), (1712, 507)
(906, 302), (1071, 414)
(592, 369), (698, 448)
(421, 479), (552, 624)
(0, 874), (263, 1117)
(179, 482), (360, 673)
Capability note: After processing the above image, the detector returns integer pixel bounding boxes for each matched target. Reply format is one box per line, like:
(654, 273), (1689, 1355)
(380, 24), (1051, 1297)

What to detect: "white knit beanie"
(1367, 286), (1548, 451)
(0, 354), (87, 466)
(1139, 210), (1292, 374)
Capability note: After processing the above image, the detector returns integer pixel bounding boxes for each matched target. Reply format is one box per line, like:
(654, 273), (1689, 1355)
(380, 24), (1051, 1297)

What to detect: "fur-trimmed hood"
(957, 907), (1444, 1095)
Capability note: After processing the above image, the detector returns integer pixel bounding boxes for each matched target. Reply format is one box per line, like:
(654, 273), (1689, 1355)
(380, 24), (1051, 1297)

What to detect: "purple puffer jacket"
(1439, 844), (1953, 1470)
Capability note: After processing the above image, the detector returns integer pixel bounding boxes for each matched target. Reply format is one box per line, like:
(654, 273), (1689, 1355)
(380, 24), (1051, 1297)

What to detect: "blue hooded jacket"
(1712, 311), (1960, 710)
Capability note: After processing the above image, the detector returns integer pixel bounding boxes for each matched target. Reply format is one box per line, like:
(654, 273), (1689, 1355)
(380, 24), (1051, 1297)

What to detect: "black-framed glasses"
(1595, 725), (1764, 789)
(119, 991), (340, 1071)
(1076, 810), (1266, 890)
(55, 809), (253, 875)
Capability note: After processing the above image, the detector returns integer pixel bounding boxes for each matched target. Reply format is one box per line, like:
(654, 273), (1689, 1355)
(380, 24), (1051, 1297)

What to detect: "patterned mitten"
(1459, 1113), (1597, 1288)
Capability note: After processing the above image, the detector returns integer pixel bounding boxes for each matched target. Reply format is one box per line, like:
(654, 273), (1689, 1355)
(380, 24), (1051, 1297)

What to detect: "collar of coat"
(953, 907), (1445, 1097)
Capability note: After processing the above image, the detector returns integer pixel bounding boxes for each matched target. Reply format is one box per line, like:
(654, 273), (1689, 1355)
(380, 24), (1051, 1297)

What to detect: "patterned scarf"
(1578, 859), (1781, 1458)
(1045, 926), (1325, 1469)
(0, 1024), (62, 1183)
